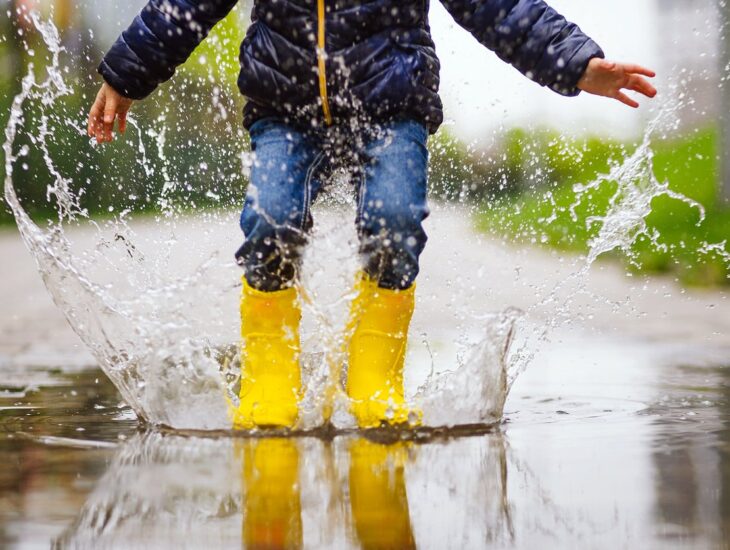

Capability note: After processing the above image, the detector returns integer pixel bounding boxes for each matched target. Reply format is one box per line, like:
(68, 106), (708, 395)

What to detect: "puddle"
(2, 333), (729, 549)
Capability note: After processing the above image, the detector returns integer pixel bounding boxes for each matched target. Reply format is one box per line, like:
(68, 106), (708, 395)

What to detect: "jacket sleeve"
(439, 0), (604, 96)
(98, 0), (239, 100)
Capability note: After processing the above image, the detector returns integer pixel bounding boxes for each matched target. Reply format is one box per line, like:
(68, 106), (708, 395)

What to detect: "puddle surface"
(2, 333), (729, 549)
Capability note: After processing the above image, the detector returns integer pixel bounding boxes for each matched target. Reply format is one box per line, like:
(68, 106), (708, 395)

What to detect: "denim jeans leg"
(235, 119), (325, 291)
(356, 120), (430, 290)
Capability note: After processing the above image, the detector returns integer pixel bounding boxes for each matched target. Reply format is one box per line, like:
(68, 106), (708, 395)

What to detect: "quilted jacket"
(99, 0), (604, 133)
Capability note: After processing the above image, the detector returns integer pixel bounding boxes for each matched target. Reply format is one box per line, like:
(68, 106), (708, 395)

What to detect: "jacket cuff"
(549, 38), (605, 97)
(97, 59), (154, 101)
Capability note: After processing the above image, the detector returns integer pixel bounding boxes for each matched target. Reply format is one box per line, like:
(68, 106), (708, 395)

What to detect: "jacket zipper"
(316, 0), (333, 125)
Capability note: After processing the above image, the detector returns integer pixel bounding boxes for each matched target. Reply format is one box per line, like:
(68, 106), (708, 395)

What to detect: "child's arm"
(87, 0), (239, 144)
(439, 0), (655, 104)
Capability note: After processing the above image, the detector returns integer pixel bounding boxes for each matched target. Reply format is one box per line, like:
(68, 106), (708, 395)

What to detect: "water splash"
(501, 95), (727, 382)
(4, 13), (230, 429)
(4, 15), (516, 431)
(571, 100), (705, 266)
(7, 14), (724, 433)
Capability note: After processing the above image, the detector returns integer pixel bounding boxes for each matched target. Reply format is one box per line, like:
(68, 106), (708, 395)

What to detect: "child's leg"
(233, 119), (323, 429)
(356, 120), (429, 289)
(235, 119), (325, 291)
(345, 119), (429, 428)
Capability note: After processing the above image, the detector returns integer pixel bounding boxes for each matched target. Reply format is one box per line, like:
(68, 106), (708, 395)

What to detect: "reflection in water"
(53, 430), (509, 548)
(241, 439), (303, 548)
(0, 370), (137, 548)
(53, 432), (241, 548)
(7, 357), (730, 547)
(649, 364), (730, 544)
(349, 440), (415, 549)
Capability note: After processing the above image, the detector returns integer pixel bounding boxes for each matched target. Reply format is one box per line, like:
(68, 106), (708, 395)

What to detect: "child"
(88, 0), (656, 429)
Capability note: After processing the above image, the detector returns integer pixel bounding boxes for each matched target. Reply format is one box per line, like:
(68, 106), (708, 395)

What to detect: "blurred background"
(1, 0), (729, 285)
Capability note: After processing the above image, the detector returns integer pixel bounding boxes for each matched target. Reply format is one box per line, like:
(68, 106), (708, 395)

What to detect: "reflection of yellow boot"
(349, 439), (415, 549)
(233, 277), (301, 429)
(242, 439), (302, 548)
(346, 273), (420, 428)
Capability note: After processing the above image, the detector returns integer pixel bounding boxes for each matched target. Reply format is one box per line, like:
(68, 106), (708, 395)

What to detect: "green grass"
(477, 127), (730, 286)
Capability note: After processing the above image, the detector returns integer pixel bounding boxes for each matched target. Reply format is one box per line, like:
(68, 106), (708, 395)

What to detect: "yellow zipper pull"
(316, 0), (333, 126)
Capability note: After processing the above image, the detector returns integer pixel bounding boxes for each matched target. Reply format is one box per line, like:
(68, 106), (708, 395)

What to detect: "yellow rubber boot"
(233, 277), (302, 429)
(242, 439), (303, 548)
(348, 439), (416, 549)
(346, 273), (420, 428)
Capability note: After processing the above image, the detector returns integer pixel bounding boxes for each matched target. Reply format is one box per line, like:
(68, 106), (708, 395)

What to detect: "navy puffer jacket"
(99, 0), (603, 134)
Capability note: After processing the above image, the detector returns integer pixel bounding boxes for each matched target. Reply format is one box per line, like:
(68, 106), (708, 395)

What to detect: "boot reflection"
(242, 438), (302, 549)
(348, 439), (416, 549)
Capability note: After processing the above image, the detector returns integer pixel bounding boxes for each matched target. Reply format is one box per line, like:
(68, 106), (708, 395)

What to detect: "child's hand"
(87, 83), (134, 144)
(577, 58), (657, 108)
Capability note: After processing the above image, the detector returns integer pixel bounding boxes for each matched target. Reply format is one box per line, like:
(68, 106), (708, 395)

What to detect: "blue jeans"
(235, 119), (429, 291)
